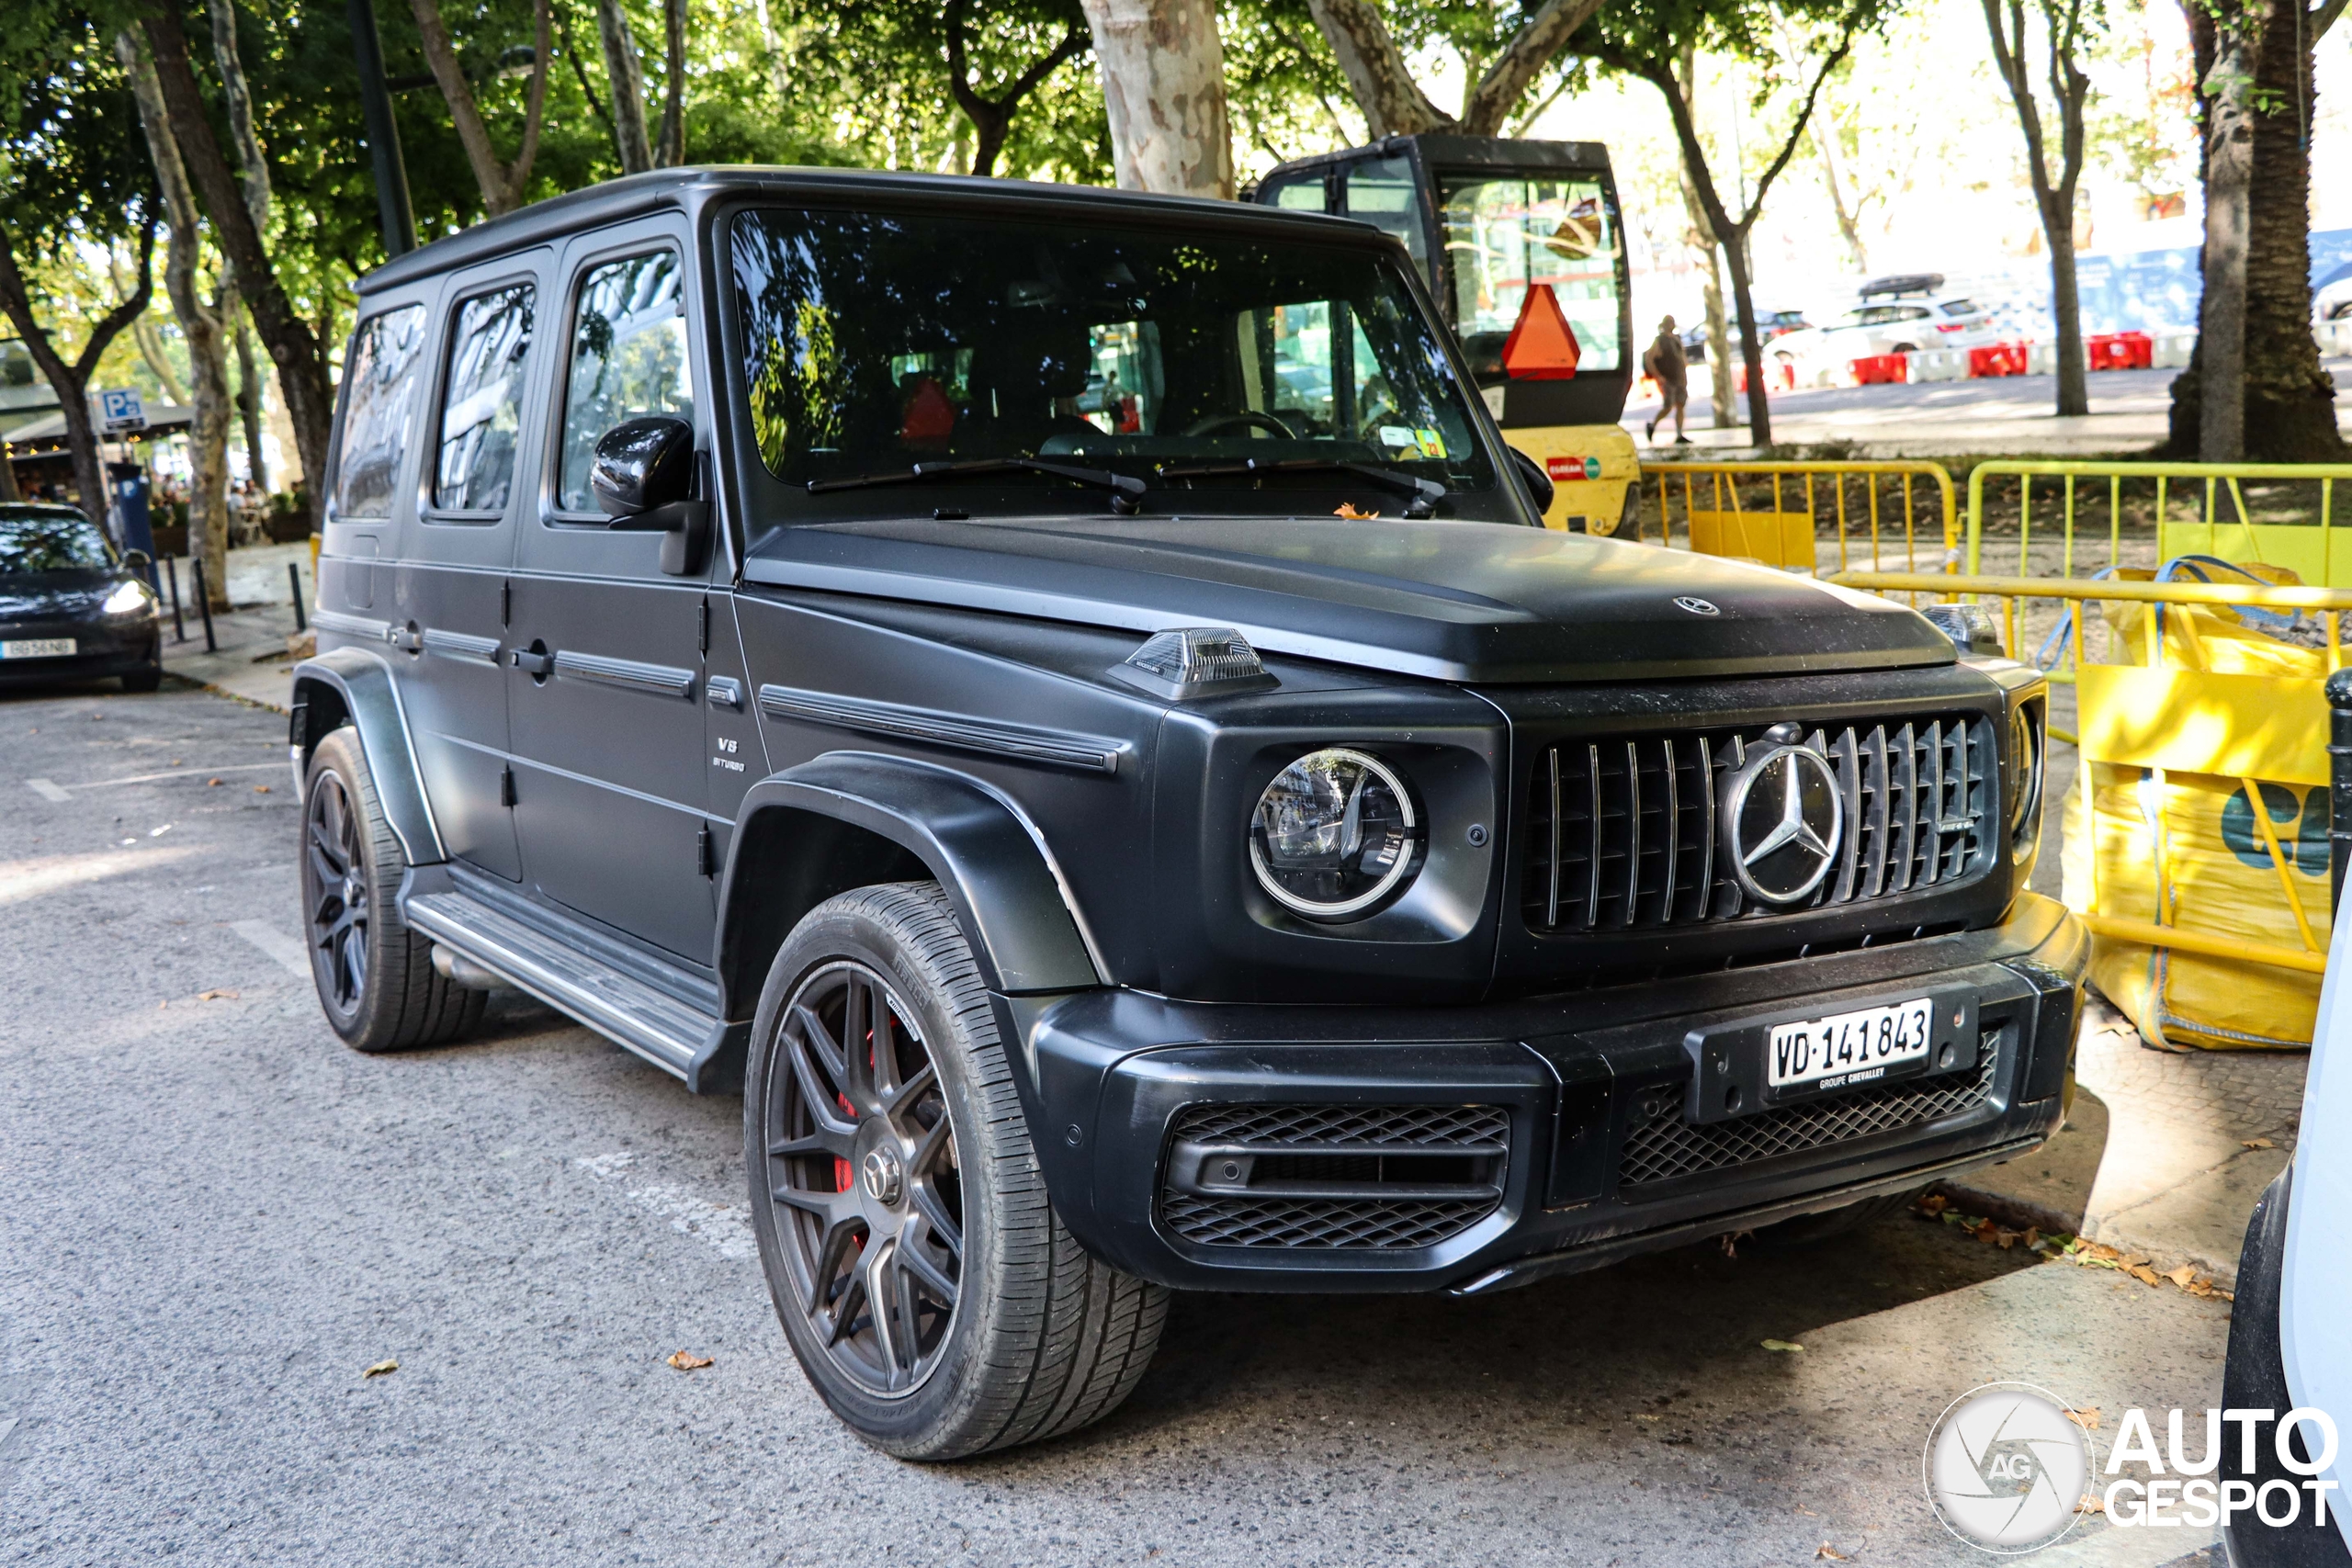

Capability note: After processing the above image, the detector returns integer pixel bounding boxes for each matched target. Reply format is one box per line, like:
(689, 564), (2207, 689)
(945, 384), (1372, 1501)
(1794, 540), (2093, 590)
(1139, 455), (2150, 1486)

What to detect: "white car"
(1769, 276), (2000, 378)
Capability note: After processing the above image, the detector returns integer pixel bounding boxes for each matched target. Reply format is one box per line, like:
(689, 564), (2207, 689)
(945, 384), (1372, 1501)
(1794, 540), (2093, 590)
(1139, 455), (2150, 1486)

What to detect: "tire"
(746, 882), (1167, 1461)
(120, 664), (162, 694)
(300, 727), (486, 1053)
(1748, 1187), (1923, 1248)
(1891, 342), (1918, 355)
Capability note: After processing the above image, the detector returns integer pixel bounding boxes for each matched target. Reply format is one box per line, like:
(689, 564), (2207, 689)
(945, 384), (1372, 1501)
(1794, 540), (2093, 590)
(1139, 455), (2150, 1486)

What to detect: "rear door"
(399, 256), (540, 880)
(505, 220), (716, 962)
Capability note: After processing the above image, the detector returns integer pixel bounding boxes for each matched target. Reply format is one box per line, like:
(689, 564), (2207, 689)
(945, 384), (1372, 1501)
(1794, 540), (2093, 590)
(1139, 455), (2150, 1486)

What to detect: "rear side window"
(556, 252), (693, 514)
(1941, 299), (1981, 315)
(332, 304), (428, 520)
(434, 283), (536, 513)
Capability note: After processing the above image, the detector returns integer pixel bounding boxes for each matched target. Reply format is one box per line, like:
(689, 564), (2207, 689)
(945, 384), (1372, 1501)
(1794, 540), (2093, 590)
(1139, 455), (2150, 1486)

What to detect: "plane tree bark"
(1079, 0), (1234, 197)
(1304, 0), (1609, 136)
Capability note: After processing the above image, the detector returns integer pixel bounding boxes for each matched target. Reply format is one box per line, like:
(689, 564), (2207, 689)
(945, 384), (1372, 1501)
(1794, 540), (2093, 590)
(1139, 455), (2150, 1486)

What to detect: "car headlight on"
(2007, 700), (2045, 859)
(1248, 747), (1421, 919)
(102, 579), (154, 615)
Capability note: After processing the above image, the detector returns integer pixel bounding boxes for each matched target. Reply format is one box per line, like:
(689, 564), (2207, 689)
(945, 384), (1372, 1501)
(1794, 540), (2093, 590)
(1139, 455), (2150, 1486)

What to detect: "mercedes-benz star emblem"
(1723, 739), (1844, 903)
(860, 1145), (904, 1206)
(1674, 595), (1721, 616)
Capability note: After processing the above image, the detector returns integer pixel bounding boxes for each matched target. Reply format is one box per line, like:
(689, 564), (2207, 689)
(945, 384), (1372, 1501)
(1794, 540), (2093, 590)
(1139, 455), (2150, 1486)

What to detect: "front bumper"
(1003, 893), (2086, 1294)
(0, 616), (160, 684)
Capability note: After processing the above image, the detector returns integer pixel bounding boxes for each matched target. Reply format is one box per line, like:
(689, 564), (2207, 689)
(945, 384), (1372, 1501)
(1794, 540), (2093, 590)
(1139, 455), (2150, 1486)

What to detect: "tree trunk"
(141, 6), (336, 532)
(1304, 0), (1449, 135)
(1080, 0), (1235, 198)
(235, 319), (269, 491)
(1982, 0), (2090, 417)
(411, 0), (553, 215)
(2046, 210), (2089, 416)
(597, 0), (655, 175)
(2241, 0), (2346, 456)
(1680, 177), (1739, 431)
(653, 0), (685, 167)
(205, 0), (272, 229)
(2198, 12), (2259, 460)
(1719, 236), (1773, 445)
(119, 28), (235, 609)
(1814, 117), (1868, 274)
(133, 317), (192, 408)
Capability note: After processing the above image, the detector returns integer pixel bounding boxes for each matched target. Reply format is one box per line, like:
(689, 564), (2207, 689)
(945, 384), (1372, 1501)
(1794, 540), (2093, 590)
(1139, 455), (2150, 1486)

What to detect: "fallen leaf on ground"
(2128, 1264), (2163, 1286)
(1916, 1193), (1950, 1217)
(207, 778), (222, 787)
(2243, 1137), (2275, 1150)
(2064, 1406), (2100, 1430)
(1761, 1339), (1804, 1353)
(2078, 1492), (2105, 1514)
(2119, 1252), (2153, 1269)
(2023, 1226), (2041, 1249)
(1816, 1543), (1849, 1561)
(666, 1350), (713, 1371)
(254, 784), (271, 794)
(1795, 1506), (1819, 1516)
(2163, 1264), (2199, 1289)
(168, 758), (179, 765)
(197, 988), (239, 1001)
(362, 1359), (398, 1379)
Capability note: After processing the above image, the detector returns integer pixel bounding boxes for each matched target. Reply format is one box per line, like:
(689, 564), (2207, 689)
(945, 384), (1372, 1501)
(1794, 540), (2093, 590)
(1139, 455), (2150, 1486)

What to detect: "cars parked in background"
(0, 502), (163, 693)
(1680, 309), (1811, 363)
(1768, 276), (1998, 378)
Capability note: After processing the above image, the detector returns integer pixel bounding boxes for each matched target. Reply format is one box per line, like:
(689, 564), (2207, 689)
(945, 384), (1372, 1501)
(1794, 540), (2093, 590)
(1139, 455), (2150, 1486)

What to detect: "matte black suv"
(290, 168), (2084, 1460)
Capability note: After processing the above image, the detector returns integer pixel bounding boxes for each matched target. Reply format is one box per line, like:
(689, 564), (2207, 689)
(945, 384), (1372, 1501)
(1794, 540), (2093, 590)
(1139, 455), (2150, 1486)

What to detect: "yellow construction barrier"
(1635, 460), (1959, 590)
(1836, 567), (2343, 1048)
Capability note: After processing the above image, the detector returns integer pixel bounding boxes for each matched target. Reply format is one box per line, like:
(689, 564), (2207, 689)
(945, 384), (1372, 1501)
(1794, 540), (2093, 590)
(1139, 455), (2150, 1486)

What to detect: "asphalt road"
(1, 682), (2234, 1567)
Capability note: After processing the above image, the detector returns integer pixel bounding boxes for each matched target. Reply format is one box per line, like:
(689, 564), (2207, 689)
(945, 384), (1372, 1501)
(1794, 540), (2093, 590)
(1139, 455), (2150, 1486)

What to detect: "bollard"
(165, 556), (185, 643)
(2330, 667), (2352, 914)
(288, 560), (307, 633)
(191, 556), (217, 654)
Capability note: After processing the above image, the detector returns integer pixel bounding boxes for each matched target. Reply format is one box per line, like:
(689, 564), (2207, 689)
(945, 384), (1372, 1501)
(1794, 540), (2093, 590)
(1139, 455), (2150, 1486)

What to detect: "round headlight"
(2007, 703), (2043, 854)
(1248, 748), (1420, 919)
(102, 578), (153, 615)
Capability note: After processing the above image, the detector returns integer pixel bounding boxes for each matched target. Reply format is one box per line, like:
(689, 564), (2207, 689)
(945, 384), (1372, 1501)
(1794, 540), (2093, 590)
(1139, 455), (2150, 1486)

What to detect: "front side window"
(434, 284), (536, 513)
(0, 507), (113, 572)
(557, 252), (693, 513)
(1438, 175), (1623, 376)
(332, 304), (428, 520)
(729, 207), (1498, 536)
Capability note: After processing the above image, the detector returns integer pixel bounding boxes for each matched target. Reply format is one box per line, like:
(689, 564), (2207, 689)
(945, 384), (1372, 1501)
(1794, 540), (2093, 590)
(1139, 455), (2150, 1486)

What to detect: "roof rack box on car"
(1859, 273), (1945, 299)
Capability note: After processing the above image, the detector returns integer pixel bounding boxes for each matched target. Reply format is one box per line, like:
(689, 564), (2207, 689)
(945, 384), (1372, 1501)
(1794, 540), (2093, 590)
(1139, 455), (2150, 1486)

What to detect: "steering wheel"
(1183, 410), (1298, 440)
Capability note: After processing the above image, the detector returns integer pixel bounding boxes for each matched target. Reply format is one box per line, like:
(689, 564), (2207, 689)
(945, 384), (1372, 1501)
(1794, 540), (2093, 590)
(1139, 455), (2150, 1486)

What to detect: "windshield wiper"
(1153, 457), (1446, 519)
(807, 458), (1146, 515)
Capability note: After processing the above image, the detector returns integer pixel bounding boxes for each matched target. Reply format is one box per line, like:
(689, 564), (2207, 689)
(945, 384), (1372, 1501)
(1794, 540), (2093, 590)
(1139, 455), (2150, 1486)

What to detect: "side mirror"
(1508, 447), (1555, 517)
(121, 548), (153, 570)
(592, 416), (695, 517)
(591, 415), (708, 575)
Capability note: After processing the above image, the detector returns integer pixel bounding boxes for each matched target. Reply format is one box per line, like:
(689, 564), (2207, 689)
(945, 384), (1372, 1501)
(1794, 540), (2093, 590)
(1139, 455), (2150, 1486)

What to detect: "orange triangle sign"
(1501, 283), (1581, 380)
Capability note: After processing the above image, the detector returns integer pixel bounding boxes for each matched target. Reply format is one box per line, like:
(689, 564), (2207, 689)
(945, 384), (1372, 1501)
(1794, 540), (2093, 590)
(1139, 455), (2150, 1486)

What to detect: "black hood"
(0, 568), (126, 623)
(741, 514), (1954, 684)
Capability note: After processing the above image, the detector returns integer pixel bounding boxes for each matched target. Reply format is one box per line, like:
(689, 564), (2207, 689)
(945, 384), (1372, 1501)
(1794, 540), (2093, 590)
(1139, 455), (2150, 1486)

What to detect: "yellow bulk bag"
(2061, 562), (2332, 1050)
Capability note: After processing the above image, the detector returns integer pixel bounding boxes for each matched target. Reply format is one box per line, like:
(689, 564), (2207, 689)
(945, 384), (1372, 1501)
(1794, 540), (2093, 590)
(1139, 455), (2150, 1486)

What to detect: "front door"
(506, 224), (717, 962)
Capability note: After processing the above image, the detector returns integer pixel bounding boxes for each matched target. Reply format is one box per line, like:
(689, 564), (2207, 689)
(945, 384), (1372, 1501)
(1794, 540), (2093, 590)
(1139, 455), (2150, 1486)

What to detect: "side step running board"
(401, 874), (745, 1092)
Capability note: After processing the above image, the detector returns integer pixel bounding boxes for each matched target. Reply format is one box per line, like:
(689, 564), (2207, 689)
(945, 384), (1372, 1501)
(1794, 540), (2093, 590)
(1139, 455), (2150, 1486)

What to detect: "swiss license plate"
(1769, 997), (1935, 1092)
(1, 637), (75, 659)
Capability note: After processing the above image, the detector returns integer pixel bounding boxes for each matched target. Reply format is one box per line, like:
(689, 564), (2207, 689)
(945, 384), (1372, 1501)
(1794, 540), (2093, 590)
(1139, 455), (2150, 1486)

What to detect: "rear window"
(332, 305), (429, 521)
(1940, 299), (1981, 316)
(0, 508), (112, 571)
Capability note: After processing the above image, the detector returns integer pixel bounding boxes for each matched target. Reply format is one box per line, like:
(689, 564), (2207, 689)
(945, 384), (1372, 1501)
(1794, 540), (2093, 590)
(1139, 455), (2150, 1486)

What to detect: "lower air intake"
(1158, 1102), (1509, 1250)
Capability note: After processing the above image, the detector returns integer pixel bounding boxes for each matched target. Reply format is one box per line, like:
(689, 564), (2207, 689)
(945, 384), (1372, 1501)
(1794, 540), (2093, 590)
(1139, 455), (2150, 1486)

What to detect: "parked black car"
(290, 168), (2084, 1461)
(0, 502), (163, 692)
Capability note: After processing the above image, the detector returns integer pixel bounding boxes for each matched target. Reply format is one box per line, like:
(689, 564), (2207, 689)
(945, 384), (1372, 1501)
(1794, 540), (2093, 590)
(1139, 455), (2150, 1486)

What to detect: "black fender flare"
(288, 647), (447, 868)
(715, 750), (1107, 1020)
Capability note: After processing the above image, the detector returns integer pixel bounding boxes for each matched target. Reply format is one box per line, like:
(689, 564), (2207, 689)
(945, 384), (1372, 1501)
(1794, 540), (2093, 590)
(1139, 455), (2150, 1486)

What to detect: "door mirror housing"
(590, 415), (709, 575)
(120, 548), (153, 571)
(1508, 447), (1555, 517)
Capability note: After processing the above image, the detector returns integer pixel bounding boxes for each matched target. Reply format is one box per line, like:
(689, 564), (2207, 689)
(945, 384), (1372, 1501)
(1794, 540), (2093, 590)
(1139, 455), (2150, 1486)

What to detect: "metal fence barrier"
(1634, 460), (1960, 595)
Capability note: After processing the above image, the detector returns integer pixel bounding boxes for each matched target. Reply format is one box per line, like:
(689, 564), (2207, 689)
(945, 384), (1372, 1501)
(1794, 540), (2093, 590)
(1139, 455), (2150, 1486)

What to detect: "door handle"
(510, 649), (554, 676)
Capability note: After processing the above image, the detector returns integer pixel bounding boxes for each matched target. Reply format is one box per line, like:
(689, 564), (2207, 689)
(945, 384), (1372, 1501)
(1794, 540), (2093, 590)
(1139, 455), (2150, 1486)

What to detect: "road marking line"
(575, 1153), (756, 1262)
(231, 919), (313, 979)
(71, 762), (285, 790)
(24, 780), (70, 802)
(0, 1416), (17, 1449)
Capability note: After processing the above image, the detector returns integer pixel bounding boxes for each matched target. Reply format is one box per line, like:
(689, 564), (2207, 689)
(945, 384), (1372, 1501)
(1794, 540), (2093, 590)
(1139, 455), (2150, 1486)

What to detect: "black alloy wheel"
(747, 884), (1167, 1460)
(306, 767), (371, 1017)
(297, 728), (485, 1053)
(763, 959), (964, 1396)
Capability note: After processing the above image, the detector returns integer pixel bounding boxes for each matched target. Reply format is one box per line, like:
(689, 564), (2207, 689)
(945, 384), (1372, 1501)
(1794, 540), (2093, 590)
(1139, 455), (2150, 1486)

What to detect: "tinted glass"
(435, 284), (535, 513)
(1342, 158), (1428, 269)
(729, 208), (1496, 529)
(1941, 299), (1980, 316)
(1438, 175), (1623, 374)
(1268, 177), (1328, 212)
(0, 508), (112, 572)
(557, 253), (693, 513)
(332, 304), (428, 520)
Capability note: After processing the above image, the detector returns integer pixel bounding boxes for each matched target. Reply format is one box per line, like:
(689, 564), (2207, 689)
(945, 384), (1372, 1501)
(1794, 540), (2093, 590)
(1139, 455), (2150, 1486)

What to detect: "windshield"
(727, 207), (1501, 532)
(1437, 175), (1623, 376)
(0, 508), (113, 573)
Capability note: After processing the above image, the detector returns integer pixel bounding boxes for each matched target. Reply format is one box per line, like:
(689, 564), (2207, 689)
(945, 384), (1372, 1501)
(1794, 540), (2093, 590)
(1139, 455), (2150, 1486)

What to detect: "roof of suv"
(357, 166), (1403, 298)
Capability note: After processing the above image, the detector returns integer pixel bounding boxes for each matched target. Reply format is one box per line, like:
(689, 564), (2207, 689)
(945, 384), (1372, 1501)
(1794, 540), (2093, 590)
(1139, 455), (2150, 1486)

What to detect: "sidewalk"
(158, 541), (310, 713)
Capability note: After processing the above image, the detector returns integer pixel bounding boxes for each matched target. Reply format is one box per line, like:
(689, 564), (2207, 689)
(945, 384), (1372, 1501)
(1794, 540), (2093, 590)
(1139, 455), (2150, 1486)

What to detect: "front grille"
(1158, 1102), (1508, 1250)
(1524, 716), (1993, 933)
(1618, 1045), (2001, 1190)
